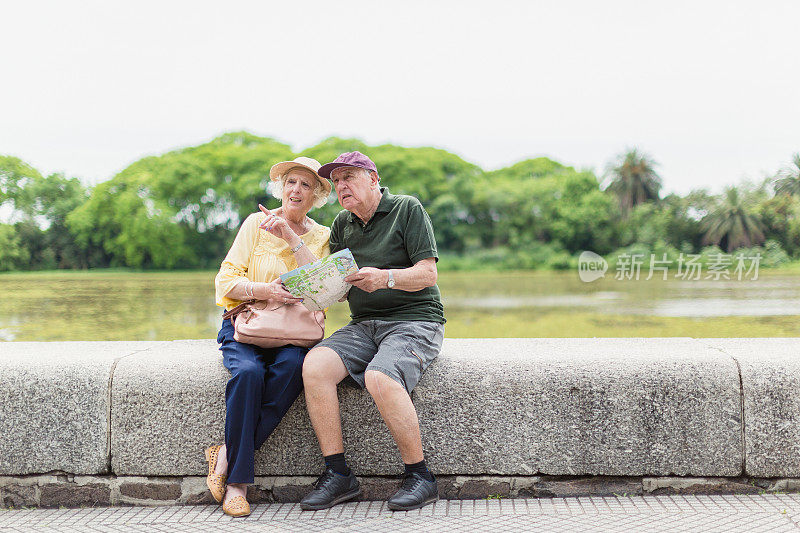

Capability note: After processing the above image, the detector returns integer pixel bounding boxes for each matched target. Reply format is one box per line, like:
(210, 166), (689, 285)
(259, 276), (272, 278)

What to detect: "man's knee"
(302, 347), (342, 386)
(364, 369), (404, 397)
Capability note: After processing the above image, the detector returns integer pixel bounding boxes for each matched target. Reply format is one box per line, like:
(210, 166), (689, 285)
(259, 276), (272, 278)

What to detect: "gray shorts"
(316, 320), (445, 394)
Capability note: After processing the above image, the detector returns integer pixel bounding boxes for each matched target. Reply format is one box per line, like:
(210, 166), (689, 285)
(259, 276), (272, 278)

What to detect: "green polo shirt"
(329, 187), (445, 324)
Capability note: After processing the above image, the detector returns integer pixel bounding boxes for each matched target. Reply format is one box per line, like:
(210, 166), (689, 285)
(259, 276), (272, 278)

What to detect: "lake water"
(0, 270), (798, 342)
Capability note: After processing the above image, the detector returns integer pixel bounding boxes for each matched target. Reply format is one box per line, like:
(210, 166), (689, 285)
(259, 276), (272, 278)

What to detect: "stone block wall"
(1, 338), (799, 507)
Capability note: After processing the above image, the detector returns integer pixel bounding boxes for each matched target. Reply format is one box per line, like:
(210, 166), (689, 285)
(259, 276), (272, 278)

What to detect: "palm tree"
(774, 153), (800, 196)
(604, 148), (662, 215)
(701, 187), (765, 251)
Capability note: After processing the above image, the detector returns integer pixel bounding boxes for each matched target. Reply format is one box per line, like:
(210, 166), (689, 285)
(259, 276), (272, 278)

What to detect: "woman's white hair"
(267, 166), (329, 209)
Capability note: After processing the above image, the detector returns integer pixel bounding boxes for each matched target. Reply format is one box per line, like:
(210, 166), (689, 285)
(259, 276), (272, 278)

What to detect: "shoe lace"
(400, 473), (423, 492)
(313, 469), (336, 489)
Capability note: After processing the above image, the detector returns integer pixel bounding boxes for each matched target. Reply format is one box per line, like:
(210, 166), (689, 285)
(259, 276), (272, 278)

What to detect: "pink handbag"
(222, 300), (325, 348)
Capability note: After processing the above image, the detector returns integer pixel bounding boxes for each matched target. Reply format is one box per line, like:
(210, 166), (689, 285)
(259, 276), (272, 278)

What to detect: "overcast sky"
(1, 0), (798, 194)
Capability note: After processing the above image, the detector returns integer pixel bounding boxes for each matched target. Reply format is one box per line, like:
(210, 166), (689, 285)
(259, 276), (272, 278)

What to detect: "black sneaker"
(387, 472), (439, 511)
(299, 467), (361, 511)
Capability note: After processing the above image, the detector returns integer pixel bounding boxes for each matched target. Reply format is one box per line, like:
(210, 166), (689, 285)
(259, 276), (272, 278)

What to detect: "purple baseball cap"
(318, 151), (379, 180)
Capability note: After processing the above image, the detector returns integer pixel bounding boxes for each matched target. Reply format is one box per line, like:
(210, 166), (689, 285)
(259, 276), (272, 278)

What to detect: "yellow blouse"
(214, 212), (331, 310)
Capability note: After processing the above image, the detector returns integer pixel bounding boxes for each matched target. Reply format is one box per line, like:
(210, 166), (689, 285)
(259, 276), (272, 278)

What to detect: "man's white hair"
(267, 167), (330, 209)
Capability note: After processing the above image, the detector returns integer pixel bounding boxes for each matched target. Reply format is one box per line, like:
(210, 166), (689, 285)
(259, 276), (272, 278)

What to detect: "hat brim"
(269, 161), (331, 194)
(318, 162), (367, 180)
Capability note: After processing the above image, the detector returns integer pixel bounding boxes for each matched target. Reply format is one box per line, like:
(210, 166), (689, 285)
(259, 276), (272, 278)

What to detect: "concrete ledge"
(0, 342), (164, 475)
(3, 336), (800, 508)
(109, 338), (742, 477)
(110, 340), (229, 476)
(110, 340), (409, 476)
(417, 338), (741, 477)
(702, 338), (800, 478)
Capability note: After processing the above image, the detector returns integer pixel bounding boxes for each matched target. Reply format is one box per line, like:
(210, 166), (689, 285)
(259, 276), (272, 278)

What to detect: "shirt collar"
(348, 187), (392, 223)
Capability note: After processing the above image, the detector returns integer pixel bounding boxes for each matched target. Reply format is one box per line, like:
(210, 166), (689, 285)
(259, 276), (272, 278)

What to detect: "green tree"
(774, 153), (800, 197)
(301, 137), (370, 171)
(0, 155), (44, 216)
(618, 192), (710, 252)
(0, 224), (29, 271)
(701, 187), (766, 251)
(479, 159), (618, 254)
(756, 192), (800, 257)
(9, 132), (799, 272)
(303, 138), (484, 252)
(68, 132), (294, 268)
(0, 157), (90, 269)
(604, 148), (662, 215)
(29, 172), (91, 268)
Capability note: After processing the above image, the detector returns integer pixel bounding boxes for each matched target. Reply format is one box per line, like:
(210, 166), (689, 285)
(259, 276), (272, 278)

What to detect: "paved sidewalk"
(3, 494), (800, 532)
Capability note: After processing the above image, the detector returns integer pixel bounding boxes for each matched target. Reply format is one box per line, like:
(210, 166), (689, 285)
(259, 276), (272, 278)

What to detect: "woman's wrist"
(285, 231), (301, 248)
(290, 238), (305, 253)
(253, 282), (270, 300)
(241, 281), (255, 300)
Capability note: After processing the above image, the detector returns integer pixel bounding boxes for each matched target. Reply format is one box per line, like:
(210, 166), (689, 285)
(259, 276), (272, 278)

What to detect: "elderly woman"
(207, 156), (331, 517)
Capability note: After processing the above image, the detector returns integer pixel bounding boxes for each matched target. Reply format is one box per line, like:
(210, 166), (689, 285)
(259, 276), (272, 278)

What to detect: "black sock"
(404, 460), (434, 482)
(324, 453), (351, 476)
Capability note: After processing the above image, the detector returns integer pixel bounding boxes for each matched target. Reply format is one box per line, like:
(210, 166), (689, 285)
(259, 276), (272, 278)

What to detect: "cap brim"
(318, 162), (362, 180)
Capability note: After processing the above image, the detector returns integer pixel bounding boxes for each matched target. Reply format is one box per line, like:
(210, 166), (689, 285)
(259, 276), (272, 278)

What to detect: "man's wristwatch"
(386, 269), (395, 288)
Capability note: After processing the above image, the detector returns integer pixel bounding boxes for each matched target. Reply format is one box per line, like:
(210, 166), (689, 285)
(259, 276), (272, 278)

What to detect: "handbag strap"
(222, 302), (251, 321)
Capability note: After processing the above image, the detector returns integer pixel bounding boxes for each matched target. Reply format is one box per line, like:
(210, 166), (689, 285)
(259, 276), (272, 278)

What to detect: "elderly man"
(299, 151), (445, 511)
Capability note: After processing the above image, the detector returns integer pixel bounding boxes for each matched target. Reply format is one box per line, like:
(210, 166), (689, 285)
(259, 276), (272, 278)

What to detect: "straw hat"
(269, 157), (331, 195)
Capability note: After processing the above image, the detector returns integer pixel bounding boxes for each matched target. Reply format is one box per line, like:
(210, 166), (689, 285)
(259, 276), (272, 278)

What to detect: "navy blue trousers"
(217, 318), (307, 484)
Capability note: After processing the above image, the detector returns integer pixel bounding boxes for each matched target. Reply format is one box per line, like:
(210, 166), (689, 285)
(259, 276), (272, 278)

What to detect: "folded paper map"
(280, 249), (359, 312)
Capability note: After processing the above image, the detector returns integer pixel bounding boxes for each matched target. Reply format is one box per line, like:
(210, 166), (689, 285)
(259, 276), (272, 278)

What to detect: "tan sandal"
(205, 445), (226, 503)
(223, 495), (251, 517)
